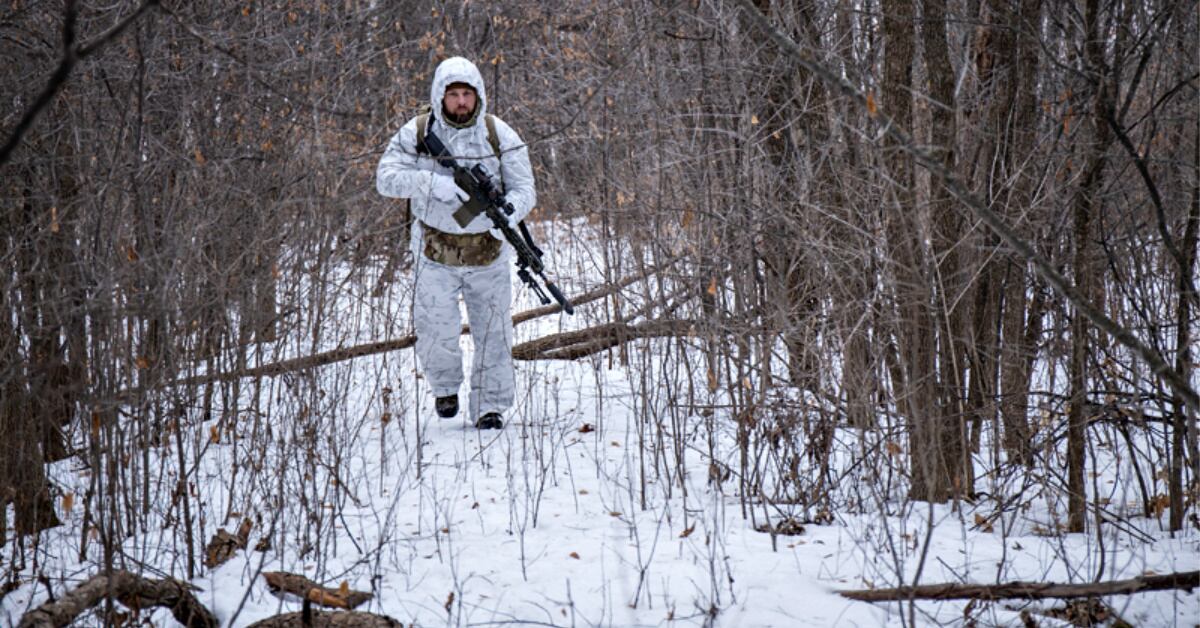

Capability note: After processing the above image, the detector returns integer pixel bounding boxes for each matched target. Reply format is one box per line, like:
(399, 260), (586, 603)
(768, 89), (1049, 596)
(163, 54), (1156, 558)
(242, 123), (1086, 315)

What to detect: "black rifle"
(421, 128), (574, 315)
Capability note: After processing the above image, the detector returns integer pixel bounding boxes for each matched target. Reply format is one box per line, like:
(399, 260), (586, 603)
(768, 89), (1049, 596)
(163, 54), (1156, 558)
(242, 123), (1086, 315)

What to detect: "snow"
(2, 219), (1198, 626)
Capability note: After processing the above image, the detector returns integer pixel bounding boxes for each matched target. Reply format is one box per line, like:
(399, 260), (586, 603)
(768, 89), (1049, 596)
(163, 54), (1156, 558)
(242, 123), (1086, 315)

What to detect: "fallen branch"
(839, 570), (1199, 602)
(17, 570), (216, 628)
(161, 260), (682, 389)
(262, 572), (372, 610)
(247, 609), (401, 627)
(513, 319), (697, 360)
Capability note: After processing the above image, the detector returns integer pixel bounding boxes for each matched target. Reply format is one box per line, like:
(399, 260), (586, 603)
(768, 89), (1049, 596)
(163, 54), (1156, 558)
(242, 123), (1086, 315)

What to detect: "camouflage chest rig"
(415, 112), (504, 267)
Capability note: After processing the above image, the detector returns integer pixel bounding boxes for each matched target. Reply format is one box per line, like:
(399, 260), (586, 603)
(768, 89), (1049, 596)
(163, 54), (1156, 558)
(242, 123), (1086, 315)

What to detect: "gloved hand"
(430, 173), (469, 205)
(502, 210), (521, 231)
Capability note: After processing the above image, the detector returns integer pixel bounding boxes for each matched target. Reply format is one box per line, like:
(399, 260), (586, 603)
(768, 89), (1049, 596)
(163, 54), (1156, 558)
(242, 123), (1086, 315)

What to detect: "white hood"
(429, 56), (487, 127)
(377, 55), (536, 241)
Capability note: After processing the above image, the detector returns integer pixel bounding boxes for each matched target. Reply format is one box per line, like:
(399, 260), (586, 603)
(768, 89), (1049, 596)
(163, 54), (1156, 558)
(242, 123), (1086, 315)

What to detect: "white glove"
(430, 174), (468, 204)
(503, 210), (521, 231)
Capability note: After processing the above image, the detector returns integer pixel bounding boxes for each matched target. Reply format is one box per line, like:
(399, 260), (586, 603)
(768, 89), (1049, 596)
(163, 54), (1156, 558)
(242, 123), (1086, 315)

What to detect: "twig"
(0, 0), (159, 166)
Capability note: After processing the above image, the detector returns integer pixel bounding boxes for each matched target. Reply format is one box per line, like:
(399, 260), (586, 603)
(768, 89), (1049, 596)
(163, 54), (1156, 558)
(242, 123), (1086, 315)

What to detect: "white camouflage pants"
(413, 253), (515, 419)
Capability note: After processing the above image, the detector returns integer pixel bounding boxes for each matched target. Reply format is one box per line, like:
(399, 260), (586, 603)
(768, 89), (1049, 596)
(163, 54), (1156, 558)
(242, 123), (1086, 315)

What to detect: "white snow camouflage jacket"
(376, 57), (536, 254)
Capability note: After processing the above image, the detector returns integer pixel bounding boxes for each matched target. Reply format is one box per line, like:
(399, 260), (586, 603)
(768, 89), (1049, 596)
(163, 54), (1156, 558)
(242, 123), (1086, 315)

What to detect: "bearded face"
(443, 84), (478, 124)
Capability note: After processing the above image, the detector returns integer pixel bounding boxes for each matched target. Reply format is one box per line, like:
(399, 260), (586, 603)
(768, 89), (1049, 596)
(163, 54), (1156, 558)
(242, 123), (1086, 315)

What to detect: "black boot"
(475, 412), (503, 430)
(435, 395), (458, 418)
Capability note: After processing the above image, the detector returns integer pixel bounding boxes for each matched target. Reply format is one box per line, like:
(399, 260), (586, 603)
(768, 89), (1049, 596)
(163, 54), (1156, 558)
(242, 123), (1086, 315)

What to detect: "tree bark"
(247, 609), (402, 628)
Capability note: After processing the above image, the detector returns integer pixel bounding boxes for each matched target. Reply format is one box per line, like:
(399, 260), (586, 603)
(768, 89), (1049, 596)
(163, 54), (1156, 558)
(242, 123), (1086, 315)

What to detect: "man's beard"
(444, 105), (475, 125)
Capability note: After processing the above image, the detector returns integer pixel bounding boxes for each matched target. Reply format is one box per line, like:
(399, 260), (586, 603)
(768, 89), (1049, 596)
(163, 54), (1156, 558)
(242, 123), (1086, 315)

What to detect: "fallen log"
(839, 570), (1199, 602)
(17, 570), (217, 628)
(262, 572), (372, 610)
(512, 319), (697, 360)
(247, 608), (401, 627)
(160, 259), (679, 389)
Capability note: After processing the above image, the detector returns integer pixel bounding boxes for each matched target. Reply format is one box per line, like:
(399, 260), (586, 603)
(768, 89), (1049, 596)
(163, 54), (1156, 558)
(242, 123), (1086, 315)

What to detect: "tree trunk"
(1169, 126), (1199, 531)
(923, 0), (970, 490)
(995, 0), (1044, 467)
(883, 0), (957, 502)
(1066, 0), (1114, 533)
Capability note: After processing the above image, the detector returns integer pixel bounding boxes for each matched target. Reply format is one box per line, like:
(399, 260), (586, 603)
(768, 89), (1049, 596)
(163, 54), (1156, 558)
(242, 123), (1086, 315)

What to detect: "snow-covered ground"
(2, 218), (1198, 626)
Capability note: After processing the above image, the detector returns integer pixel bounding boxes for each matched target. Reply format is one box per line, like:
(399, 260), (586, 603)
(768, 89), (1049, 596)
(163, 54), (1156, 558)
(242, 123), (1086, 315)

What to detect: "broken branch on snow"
(262, 572), (372, 610)
(839, 570), (1199, 602)
(16, 570), (217, 628)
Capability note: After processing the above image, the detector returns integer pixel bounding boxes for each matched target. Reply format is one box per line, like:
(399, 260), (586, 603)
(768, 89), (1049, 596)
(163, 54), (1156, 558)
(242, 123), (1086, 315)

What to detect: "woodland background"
(1, 0), (1197, 625)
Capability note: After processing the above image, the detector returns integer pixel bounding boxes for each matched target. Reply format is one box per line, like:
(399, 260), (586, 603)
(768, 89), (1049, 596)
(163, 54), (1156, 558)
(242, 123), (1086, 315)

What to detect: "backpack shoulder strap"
(485, 114), (501, 159)
(415, 113), (431, 154)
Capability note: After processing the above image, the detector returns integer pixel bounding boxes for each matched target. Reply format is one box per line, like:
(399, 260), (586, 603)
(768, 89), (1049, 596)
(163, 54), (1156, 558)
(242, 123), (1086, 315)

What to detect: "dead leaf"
(579, 423), (595, 433)
(866, 92), (877, 117)
(680, 525), (695, 538)
(209, 426), (220, 444)
(62, 492), (74, 513)
(569, 552), (580, 559)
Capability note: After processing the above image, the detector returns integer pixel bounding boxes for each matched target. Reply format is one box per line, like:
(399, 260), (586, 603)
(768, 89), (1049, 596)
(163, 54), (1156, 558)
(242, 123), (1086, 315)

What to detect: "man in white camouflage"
(376, 57), (536, 430)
